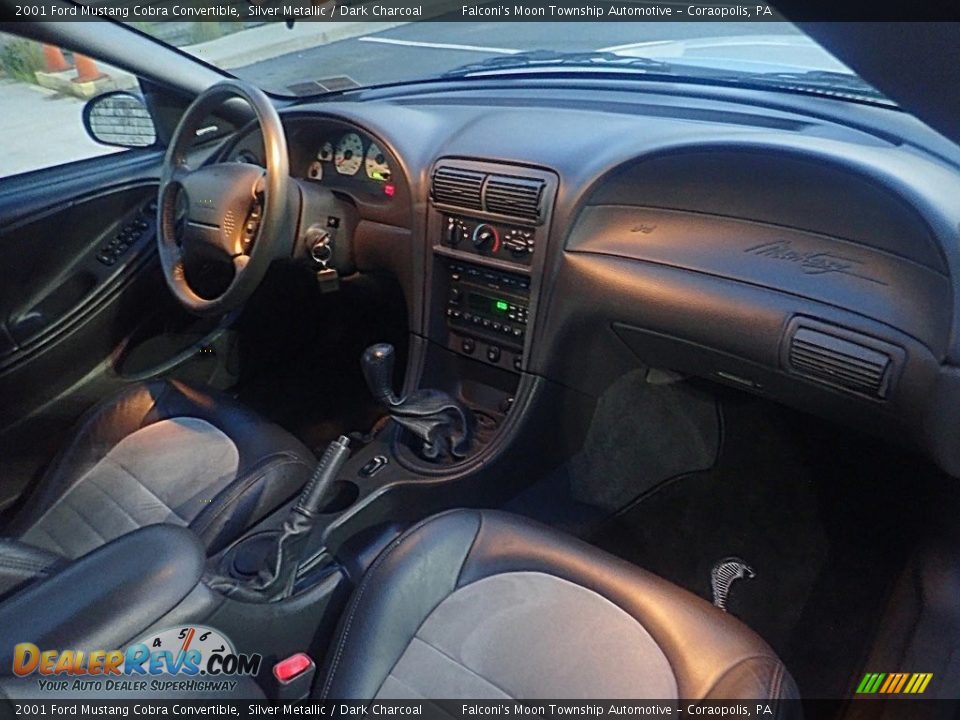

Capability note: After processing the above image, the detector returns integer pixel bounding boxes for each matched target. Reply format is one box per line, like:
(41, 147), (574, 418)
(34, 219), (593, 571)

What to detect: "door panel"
(1, 185), (155, 354)
(0, 155), (168, 512)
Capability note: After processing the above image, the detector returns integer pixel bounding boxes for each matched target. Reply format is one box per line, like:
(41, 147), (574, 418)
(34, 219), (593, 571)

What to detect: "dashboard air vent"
(788, 327), (891, 398)
(431, 163), (551, 223)
(431, 167), (484, 211)
(484, 175), (546, 222)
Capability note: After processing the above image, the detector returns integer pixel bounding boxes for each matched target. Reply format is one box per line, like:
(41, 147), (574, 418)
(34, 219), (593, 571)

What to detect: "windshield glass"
(129, 18), (884, 102)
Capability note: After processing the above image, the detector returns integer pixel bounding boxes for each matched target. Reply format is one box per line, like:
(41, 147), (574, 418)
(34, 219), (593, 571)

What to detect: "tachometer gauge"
(334, 133), (364, 176)
(364, 143), (391, 182)
(318, 141), (334, 162)
(307, 160), (323, 181)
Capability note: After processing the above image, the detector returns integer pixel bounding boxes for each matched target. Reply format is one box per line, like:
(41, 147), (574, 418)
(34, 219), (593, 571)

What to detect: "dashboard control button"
(487, 345), (501, 363)
(513, 356), (523, 371)
(461, 338), (476, 355)
(360, 455), (389, 477)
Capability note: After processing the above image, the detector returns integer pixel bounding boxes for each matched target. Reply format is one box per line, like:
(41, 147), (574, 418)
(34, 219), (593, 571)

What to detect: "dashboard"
(220, 78), (960, 477)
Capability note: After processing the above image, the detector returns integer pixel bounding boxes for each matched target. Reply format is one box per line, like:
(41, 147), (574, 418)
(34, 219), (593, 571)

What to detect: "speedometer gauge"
(334, 133), (364, 176)
(364, 143), (391, 182)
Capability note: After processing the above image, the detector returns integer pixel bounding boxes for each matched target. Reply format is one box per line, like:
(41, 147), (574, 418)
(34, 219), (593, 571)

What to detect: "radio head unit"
(443, 260), (530, 372)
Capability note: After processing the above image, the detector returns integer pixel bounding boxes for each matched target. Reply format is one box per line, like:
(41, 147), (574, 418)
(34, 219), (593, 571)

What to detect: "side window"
(0, 31), (157, 180)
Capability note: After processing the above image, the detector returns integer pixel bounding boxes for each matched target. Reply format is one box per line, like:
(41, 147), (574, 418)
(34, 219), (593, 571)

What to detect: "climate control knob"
(446, 219), (466, 246)
(472, 223), (499, 252)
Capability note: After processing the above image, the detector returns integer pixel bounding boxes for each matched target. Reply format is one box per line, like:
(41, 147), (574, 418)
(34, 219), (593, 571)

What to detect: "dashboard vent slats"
(788, 327), (891, 398)
(484, 175), (545, 222)
(431, 167), (484, 211)
(431, 165), (547, 222)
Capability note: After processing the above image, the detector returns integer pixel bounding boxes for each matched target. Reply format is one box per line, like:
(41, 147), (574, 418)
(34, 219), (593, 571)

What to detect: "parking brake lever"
(210, 435), (351, 602)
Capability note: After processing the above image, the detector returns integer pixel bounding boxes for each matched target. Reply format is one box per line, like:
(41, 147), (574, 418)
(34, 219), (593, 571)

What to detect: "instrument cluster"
(304, 131), (392, 186)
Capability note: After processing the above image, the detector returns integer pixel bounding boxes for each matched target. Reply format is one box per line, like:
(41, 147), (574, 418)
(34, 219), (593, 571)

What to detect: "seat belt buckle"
(269, 652), (316, 700)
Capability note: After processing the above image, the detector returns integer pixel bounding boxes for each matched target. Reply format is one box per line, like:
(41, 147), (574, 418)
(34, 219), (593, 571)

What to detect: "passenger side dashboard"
(251, 80), (960, 475)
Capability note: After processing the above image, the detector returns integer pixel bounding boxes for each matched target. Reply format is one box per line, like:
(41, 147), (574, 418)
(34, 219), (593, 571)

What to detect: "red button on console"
(273, 653), (315, 684)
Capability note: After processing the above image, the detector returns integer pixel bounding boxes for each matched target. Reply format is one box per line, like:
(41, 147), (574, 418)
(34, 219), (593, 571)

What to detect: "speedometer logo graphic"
(124, 625), (260, 676)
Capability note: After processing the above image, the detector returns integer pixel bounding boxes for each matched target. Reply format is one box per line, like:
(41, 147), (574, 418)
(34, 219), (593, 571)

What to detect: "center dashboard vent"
(484, 175), (545, 221)
(431, 164), (548, 223)
(431, 167), (484, 211)
(786, 324), (894, 399)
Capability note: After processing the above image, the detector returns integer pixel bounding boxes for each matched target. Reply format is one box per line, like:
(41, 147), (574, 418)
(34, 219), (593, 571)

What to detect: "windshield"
(130, 18), (884, 102)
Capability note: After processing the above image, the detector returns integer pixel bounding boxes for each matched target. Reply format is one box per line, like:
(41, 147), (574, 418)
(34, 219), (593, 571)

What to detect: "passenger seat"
(318, 509), (799, 702)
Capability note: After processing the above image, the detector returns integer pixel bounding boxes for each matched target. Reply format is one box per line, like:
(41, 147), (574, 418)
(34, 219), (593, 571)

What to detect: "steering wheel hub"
(157, 80), (291, 315)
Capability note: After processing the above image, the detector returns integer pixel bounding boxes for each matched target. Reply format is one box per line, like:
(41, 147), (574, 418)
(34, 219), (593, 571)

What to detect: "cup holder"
(319, 479), (360, 514)
(221, 481), (358, 580)
(226, 530), (279, 579)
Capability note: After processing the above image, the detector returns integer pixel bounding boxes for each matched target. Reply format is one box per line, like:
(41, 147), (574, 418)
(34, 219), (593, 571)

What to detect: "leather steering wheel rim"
(157, 80), (290, 316)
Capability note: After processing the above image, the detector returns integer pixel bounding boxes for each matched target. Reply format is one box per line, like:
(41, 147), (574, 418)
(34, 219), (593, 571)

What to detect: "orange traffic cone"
(42, 44), (71, 73)
(72, 54), (106, 83)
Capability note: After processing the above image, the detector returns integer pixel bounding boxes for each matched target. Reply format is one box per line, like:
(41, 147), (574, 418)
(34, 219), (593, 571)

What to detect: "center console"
(427, 159), (558, 378)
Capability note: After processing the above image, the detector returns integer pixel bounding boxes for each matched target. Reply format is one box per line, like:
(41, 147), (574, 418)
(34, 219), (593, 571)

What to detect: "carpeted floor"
(506, 371), (720, 536)
(506, 376), (941, 700)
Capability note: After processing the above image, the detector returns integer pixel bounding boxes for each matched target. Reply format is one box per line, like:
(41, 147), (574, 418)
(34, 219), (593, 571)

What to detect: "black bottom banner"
(1, 700), (959, 720)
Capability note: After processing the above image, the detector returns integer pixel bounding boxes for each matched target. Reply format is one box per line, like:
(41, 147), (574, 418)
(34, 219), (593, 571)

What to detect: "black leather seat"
(320, 509), (799, 701)
(0, 380), (314, 597)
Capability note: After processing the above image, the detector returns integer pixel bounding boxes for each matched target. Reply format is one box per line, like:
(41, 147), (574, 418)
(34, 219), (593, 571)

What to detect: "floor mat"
(586, 391), (935, 699)
(506, 372), (720, 534)
(590, 396), (830, 657)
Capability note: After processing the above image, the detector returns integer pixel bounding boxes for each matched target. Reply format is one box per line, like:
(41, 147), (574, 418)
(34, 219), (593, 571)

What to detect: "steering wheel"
(157, 80), (291, 315)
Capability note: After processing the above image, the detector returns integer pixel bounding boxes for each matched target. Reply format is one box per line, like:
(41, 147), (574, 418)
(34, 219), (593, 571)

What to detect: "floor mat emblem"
(710, 557), (756, 612)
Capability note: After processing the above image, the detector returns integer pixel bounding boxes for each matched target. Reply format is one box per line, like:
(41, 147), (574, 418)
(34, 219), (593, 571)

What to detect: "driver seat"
(0, 380), (314, 596)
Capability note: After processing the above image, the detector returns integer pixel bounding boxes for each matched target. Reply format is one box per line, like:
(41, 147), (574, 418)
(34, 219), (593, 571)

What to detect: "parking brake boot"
(209, 435), (351, 602)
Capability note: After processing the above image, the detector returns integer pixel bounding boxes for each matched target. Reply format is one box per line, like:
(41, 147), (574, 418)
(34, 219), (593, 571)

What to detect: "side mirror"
(82, 91), (157, 148)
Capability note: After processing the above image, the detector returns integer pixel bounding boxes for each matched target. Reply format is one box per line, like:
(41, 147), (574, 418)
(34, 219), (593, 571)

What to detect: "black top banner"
(2, 0), (960, 22)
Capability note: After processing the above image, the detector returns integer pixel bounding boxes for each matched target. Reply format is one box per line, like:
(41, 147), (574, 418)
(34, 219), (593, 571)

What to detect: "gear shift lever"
(361, 343), (474, 460)
(362, 343), (403, 406)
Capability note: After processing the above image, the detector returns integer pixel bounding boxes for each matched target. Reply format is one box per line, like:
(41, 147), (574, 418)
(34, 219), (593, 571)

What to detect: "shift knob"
(362, 343), (401, 406)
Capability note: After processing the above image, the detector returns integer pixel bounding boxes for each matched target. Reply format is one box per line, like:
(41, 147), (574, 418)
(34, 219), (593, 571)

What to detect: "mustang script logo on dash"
(744, 240), (886, 285)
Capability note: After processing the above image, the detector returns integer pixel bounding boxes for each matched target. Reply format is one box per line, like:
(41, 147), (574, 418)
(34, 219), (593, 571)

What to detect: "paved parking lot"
(0, 80), (120, 178)
(236, 21), (792, 92)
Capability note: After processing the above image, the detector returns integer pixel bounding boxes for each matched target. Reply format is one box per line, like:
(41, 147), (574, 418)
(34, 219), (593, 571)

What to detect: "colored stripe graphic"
(856, 672), (932, 694)
(856, 673), (884, 693)
(906, 673), (933, 694)
(892, 673), (909, 693)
